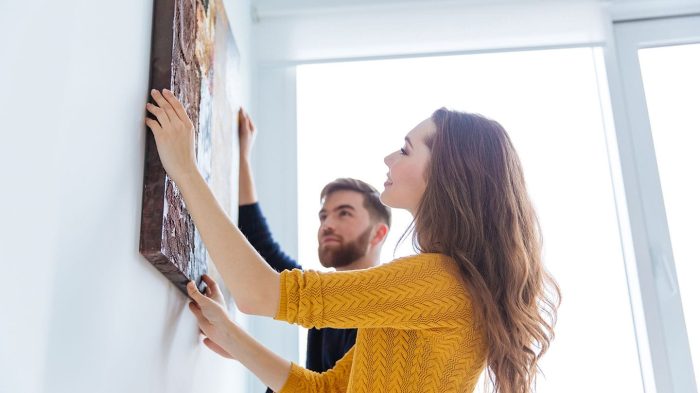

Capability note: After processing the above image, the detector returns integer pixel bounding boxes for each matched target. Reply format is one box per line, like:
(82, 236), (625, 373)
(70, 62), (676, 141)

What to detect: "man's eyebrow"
(333, 204), (356, 212)
(319, 205), (356, 215)
(405, 136), (413, 148)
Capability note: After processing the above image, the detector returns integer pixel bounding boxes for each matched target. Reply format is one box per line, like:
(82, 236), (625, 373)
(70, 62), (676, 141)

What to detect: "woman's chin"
(379, 190), (396, 208)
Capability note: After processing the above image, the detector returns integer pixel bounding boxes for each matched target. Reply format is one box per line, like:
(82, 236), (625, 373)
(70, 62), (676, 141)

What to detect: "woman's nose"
(384, 152), (394, 166)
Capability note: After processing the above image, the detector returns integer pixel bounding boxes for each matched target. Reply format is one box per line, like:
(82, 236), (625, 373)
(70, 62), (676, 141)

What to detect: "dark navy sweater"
(237, 203), (357, 392)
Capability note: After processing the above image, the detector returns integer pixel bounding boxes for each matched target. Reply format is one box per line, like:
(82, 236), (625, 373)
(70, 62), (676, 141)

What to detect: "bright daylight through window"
(296, 47), (643, 392)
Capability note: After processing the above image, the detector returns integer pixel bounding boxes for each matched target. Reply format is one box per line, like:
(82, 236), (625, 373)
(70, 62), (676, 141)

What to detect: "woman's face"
(381, 118), (436, 215)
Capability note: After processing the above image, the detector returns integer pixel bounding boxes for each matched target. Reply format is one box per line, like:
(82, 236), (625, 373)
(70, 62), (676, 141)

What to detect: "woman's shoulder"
(381, 253), (461, 280)
(389, 252), (453, 267)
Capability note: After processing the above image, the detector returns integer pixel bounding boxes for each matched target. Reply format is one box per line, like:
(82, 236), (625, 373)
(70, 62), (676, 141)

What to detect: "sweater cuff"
(238, 202), (262, 225)
(275, 270), (290, 322)
(278, 362), (307, 393)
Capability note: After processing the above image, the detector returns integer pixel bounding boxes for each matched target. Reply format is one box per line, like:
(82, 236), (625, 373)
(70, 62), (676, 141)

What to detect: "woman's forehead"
(407, 118), (436, 142)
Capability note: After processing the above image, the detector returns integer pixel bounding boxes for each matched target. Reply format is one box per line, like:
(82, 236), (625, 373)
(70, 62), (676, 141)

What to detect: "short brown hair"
(320, 178), (391, 227)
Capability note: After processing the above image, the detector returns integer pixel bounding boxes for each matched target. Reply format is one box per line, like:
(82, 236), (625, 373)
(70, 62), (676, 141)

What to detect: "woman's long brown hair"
(412, 108), (561, 393)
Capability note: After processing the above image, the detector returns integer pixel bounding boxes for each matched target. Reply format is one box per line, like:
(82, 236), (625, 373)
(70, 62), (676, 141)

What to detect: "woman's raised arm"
(145, 88), (280, 317)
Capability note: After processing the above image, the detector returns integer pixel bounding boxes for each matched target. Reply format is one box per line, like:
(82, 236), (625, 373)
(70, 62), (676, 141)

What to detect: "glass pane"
(639, 43), (700, 383)
(297, 47), (643, 391)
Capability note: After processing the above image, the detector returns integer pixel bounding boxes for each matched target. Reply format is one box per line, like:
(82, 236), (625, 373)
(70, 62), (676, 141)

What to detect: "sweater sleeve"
(279, 346), (354, 393)
(274, 254), (473, 330)
(238, 203), (302, 272)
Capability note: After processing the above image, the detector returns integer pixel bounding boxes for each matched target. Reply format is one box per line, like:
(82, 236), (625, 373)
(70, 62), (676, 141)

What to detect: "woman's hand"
(145, 89), (198, 183)
(190, 275), (294, 392)
(238, 108), (257, 162)
(187, 274), (241, 360)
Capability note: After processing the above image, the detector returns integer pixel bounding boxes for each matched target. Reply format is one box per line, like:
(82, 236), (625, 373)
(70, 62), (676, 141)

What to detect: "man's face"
(317, 190), (374, 269)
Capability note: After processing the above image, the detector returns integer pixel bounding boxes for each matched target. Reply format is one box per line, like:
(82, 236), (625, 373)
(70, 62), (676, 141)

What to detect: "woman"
(145, 89), (560, 393)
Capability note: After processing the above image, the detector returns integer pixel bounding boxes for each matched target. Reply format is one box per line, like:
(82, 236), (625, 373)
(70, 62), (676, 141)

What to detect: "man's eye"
(340, 211), (351, 217)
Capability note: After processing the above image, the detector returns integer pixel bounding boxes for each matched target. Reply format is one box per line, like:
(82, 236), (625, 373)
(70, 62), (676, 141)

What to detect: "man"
(236, 109), (391, 391)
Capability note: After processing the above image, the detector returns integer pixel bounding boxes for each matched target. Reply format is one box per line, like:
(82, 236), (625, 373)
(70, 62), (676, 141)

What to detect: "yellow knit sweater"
(274, 253), (487, 393)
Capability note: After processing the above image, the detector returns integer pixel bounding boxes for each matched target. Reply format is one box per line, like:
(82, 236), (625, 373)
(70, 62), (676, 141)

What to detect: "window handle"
(652, 249), (678, 299)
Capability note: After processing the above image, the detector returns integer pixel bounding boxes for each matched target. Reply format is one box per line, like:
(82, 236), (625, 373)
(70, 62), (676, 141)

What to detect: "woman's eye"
(400, 148), (408, 156)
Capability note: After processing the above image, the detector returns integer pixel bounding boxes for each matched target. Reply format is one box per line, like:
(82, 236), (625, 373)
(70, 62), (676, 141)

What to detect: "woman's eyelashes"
(400, 147), (408, 156)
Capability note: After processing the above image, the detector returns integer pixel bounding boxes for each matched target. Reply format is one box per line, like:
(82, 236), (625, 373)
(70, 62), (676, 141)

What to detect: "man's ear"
(370, 223), (389, 247)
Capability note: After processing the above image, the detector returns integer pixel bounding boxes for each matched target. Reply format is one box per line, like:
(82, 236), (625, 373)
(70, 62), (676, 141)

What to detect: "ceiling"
(251, 0), (620, 18)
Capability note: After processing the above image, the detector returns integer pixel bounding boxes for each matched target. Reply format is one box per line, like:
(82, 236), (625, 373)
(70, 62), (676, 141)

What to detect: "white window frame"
(602, 13), (700, 393)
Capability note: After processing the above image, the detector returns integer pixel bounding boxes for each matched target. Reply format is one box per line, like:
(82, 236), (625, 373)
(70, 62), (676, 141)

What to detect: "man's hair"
(320, 178), (391, 228)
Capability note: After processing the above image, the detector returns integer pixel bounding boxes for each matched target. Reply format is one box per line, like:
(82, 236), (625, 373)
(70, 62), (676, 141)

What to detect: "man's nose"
(321, 223), (335, 235)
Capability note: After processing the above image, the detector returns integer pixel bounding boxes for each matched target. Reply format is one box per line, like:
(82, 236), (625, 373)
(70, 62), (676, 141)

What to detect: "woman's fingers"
(187, 281), (210, 305)
(188, 301), (213, 328)
(201, 274), (216, 289)
(201, 274), (225, 304)
(162, 89), (191, 124)
(203, 338), (234, 359)
(145, 117), (162, 135)
(145, 102), (171, 130)
(187, 281), (222, 314)
(201, 274), (219, 294)
(150, 89), (177, 126)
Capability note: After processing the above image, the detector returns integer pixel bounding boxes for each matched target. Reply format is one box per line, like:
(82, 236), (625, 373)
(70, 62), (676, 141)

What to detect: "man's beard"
(318, 226), (373, 269)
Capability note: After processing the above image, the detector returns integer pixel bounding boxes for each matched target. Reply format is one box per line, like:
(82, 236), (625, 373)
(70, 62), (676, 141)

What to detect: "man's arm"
(238, 108), (258, 206)
(237, 109), (302, 272)
(239, 203), (302, 272)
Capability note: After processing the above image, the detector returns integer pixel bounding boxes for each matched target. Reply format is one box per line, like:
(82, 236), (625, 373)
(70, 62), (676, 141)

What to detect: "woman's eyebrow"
(405, 136), (413, 148)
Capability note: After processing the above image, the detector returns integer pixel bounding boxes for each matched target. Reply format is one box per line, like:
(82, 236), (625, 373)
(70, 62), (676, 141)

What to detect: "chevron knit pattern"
(275, 253), (487, 393)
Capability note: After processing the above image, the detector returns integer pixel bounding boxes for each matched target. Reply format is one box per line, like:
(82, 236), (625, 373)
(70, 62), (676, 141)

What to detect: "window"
(296, 47), (643, 391)
(638, 43), (700, 384)
(611, 16), (700, 391)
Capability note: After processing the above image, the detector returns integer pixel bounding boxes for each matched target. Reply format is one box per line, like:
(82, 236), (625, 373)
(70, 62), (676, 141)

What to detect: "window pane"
(639, 43), (700, 383)
(296, 47), (643, 391)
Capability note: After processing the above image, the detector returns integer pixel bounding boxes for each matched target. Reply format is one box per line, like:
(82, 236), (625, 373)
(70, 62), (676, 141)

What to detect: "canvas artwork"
(140, 0), (240, 296)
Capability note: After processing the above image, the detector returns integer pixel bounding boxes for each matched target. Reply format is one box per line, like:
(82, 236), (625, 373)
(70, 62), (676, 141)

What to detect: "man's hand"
(238, 108), (258, 205)
(238, 108), (257, 162)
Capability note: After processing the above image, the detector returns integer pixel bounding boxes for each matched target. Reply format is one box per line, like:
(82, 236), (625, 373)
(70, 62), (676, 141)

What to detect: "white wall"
(0, 0), (254, 392)
(246, 64), (301, 393)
